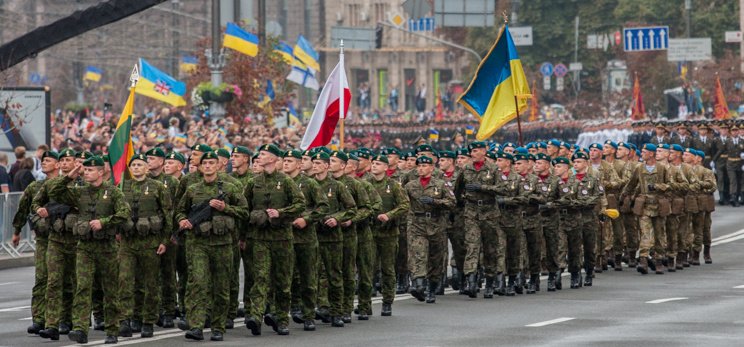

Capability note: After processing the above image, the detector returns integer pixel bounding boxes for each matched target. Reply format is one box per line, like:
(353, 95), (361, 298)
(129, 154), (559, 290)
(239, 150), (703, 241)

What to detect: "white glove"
(710, 162), (715, 170)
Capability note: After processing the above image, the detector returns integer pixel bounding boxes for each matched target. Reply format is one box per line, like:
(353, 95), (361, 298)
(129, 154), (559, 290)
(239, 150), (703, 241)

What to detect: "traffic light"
(375, 24), (383, 49)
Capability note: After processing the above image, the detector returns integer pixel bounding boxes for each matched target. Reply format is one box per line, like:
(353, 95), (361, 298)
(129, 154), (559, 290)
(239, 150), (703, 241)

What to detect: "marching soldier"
(551, 156), (585, 288)
(242, 145), (304, 336)
(176, 151), (248, 341)
(49, 156), (130, 344)
(163, 152), (187, 320)
(533, 153), (562, 290)
(670, 145), (697, 270)
(687, 149), (717, 264)
(283, 149), (328, 331)
(723, 125), (743, 206)
(404, 155), (455, 303)
(229, 146), (253, 324)
(352, 153), (382, 320)
(712, 124), (731, 205)
(603, 141), (628, 271)
(493, 151), (525, 296)
(571, 150), (602, 286)
(35, 148), (79, 340)
(437, 150), (460, 294)
(587, 143), (620, 272)
(118, 154), (171, 339)
(617, 143), (641, 268)
(12, 150), (59, 334)
(513, 153), (543, 294)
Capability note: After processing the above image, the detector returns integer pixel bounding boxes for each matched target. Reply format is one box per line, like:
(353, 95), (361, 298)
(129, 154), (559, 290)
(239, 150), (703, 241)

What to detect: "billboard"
(0, 87), (51, 158)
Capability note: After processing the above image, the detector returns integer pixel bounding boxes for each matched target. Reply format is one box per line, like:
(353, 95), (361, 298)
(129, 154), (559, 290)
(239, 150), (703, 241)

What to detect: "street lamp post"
(206, 0), (225, 119)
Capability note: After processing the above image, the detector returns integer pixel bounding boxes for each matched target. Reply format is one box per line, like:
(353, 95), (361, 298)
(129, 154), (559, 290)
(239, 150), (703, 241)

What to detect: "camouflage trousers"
(611, 217), (625, 257)
(396, 223), (408, 279)
(447, 212), (466, 273)
(576, 213), (598, 272)
(559, 212), (581, 273)
(342, 228), (358, 315)
(72, 240), (119, 336)
(675, 213), (691, 254)
(241, 241), (254, 314)
(158, 239), (178, 317)
(185, 239), (232, 333)
(623, 213), (640, 256)
(665, 215), (681, 258)
(317, 241), (343, 316)
(176, 238), (187, 313)
(228, 242), (241, 320)
(500, 208), (523, 276)
(32, 236), (48, 324)
(373, 235), (398, 305)
(44, 238), (76, 328)
(639, 215), (665, 259)
(291, 241), (318, 321)
(539, 214), (560, 273)
(247, 239), (292, 327)
(118, 237), (161, 324)
(407, 217), (446, 283)
(355, 224), (375, 315)
(522, 220), (543, 276)
(463, 206), (501, 276)
(690, 211), (712, 252)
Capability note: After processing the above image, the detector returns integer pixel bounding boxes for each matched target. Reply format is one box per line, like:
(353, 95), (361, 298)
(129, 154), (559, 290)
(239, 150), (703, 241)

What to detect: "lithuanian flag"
(109, 86), (136, 185)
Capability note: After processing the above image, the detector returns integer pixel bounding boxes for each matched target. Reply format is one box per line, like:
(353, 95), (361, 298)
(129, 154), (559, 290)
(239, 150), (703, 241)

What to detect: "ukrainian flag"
(83, 66), (102, 82)
(293, 35), (320, 72)
(288, 102), (301, 126)
(428, 129), (439, 140)
(135, 58), (187, 107)
(274, 41), (294, 64)
(224, 22), (259, 57)
(180, 55), (197, 74)
(465, 125), (475, 135)
(458, 25), (530, 141)
(258, 80), (275, 108)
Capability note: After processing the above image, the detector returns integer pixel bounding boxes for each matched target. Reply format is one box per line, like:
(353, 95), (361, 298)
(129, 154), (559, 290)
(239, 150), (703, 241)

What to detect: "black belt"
(466, 199), (496, 206)
(559, 208), (580, 215)
(500, 204), (520, 211)
(413, 211), (440, 218)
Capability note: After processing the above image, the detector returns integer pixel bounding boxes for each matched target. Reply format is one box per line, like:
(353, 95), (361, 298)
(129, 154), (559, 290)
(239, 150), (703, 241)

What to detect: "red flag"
(300, 60), (351, 150)
(713, 74), (730, 120)
(630, 73), (645, 120)
(435, 88), (443, 121)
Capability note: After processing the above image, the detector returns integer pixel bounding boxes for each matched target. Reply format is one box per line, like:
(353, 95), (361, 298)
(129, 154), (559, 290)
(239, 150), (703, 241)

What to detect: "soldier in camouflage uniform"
(145, 147), (179, 328)
(229, 146), (253, 325)
(533, 153), (562, 291)
(310, 151), (355, 326)
(176, 151), (248, 341)
(492, 151), (526, 296)
(551, 157), (583, 288)
(687, 149), (717, 265)
(49, 156), (130, 344)
(571, 150), (603, 286)
(12, 150), (59, 334)
(118, 154), (172, 339)
(35, 148), (79, 340)
(163, 151), (186, 320)
(513, 153), (544, 294)
(368, 152), (410, 315)
(587, 143), (620, 273)
(617, 142), (641, 268)
(283, 149), (328, 331)
(621, 144), (673, 275)
(604, 141), (629, 271)
(405, 155), (455, 303)
(243, 144), (305, 336)
(453, 142), (502, 298)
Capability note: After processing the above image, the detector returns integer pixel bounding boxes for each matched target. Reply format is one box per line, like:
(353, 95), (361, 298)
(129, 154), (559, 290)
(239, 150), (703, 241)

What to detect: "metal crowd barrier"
(0, 192), (36, 258)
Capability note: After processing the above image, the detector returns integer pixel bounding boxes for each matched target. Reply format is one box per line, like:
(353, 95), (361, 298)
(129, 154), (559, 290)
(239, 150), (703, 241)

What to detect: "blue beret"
(525, 142), (536, 149)
(514, 147), (529, 154)
(671, 144), (684, 152)
(559, 142), (571, 149)
(536, 142), (548, 149)
(642, 143), (657, 152)
(635, 149), (641, 157)
(618, 142), (632, 150)
(589, 143), (602, 150)
(502, 142), (516, 149)
(604, 140), (618, 149)
(548, 139), (562, 147)
(659, 144), (670, 150)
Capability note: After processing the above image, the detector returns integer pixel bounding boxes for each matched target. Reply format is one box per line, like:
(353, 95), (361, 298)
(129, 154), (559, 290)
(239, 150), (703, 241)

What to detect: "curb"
(0, 254), (35, 270)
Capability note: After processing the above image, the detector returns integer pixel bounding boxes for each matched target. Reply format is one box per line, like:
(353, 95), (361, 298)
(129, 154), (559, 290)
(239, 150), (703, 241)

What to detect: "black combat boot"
(494, 273), (506, 296)
(607, 251), (616, 269)
(27, 321), (44, 334)
(555, 270), (563, 290)
(210, 330), (224, 341)
(547, 272), (556, 292)
(395, 274), (406, 294)
(436, 272), (446, 295)
(119, 320), (132, 337)
(331, 316), (345, 327)
(141, 323), (154, 338)
(39, 327), (60, 340)
(185, 328), (204, 341)
(59, 322), (71, 335)
(677, 252), (687, 269)
(426, 280), (437, 303)
(514, 273), (524, 294)
(93, 317), (104, 331)
(465, 273), (478, 298)
(68, 330), (88, 344)
(627, 251), (638, 267)
(264, 313), (278, 333)
(704, 245), (712, 264)
(584, 269), (593, 287)
(483, 277), (494, 299)
(527, 274), (539, 294)
(104, 335), (118, 344)
(381, 303), (392, 316)
(506, 276), (516, 296)
(614, 254), (623, 271)
(162, 315), (174, 328)
(691, 250), (701, 266)
(450, 267), (460, 291)
(410, 277), (426, 302)
(654, 259), (664, 274)
(637, 256), (649, 274)
(130, 320), (142, 333)
(245, 316), (261, 336)
(303, 319), (316, 331)
(667, 256), (676, 272)
(570, 272), (581, 289)
(277, 324), (289, 335)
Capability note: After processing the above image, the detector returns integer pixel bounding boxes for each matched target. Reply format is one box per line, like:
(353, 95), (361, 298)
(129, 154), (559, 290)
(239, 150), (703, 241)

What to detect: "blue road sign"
(554, 64), (568, 78)
(623, 26), (669, 52)
(409, 17), (435, 32)
(540, 62), (554, 77)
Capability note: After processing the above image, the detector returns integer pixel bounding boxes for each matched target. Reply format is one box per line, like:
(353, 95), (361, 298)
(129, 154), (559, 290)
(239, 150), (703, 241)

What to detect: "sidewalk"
(0, 253), (35, 270)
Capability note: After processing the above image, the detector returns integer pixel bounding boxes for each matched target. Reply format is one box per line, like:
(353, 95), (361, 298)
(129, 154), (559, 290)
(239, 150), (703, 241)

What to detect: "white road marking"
(733, 285), (744, 289)
(645, 297), (688, 304)
(0, 282), (18, 286)
(712, 229), (744, 242)
(18, 317), (32, 320)
(0, 305), (30, 312)
(525, 317), (575, 327)
(712, 233), (744, 246)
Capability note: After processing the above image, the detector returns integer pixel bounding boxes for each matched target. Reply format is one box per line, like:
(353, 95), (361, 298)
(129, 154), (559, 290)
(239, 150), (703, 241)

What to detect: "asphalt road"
(2, 206), (744, 347)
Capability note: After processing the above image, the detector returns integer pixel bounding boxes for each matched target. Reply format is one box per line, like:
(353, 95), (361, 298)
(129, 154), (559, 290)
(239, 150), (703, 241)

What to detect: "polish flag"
(300, 61), (351, 150)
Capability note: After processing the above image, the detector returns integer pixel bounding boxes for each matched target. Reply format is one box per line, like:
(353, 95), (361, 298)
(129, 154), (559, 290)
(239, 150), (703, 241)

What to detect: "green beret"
(251, 152), (260, 161)
(528, 154), (536, 161)
(572, 151), (589, 161)
(551, 157), (570, 165)
(348, 152), (359, 161)
(59, 148), (76, 158)
(76, 151), (94, 160)
(416, 156), (434, 165)
(302, 149), (315, 157)
(502, 142), (516, 149)
(191, 143), (211, 152)
(129, 153), (147, 165)
(534, 153), (551, 162)
(382, 147), (401, 156)
(496, 151), (514, 162)
(400, 151), (413, 160)
(232, 146), (253, 156)
(284, 149), (303, 160)
(331, 151), (348, 162)
(372, 154), (389, 164)
(259, 144), (283, 157)
(469, 141), (487, 150)
(316, 147), (332, 155)
(415, 144), (434, 154)
(439, 150), (456, 159)
(513, 153), (529, 162)
(102, 154), (110, 163)
(145, 147), (166, 158)
(216, 148), (231, 159)
(199, 151), (219, 164)
(165, 151), (186, 164)
(486, 151), (498, 161)
(313, 152), (330, 162)
(356, 150), (371, 160)
(42, 151), (60, 161)
(82, 156), (105, 167)
(456, 148), (470, 157)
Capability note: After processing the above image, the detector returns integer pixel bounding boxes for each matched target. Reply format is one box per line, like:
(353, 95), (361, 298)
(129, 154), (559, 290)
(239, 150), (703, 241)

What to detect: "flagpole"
(514, 95), (523, 147)
(339, 39), (345, 150)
